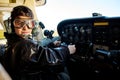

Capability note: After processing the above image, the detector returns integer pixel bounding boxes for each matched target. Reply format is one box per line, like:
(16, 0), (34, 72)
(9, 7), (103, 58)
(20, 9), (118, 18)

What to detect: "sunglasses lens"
(27, 20), (35, 28)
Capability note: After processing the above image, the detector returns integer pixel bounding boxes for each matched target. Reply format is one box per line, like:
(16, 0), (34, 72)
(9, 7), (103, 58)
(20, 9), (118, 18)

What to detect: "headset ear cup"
(3, 18), (12, 34)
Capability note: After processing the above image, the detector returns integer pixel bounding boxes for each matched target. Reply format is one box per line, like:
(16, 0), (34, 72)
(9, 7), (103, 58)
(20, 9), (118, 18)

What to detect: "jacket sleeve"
(4, 39), (70, 72)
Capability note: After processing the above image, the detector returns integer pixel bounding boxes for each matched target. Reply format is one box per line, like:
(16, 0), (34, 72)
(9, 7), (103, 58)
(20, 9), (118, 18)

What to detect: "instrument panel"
(57, 17), (95, 45)
(57, 16), (120, 49)
(59, 23), (92, 44)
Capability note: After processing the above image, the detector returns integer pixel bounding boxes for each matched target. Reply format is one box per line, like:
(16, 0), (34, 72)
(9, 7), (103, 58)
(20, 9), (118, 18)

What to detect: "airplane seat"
(0, 63), (12, 80)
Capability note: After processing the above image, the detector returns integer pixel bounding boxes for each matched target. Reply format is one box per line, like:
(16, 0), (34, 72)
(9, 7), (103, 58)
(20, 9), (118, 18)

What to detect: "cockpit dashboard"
(57, 16), (120, 80)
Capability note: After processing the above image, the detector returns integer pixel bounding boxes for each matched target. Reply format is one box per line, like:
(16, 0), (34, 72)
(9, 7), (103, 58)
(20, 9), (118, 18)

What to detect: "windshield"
(35, 0), (120, 31)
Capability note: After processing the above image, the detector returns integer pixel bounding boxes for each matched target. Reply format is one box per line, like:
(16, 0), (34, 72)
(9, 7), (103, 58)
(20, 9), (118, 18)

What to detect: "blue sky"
(35, 0), (120, 30)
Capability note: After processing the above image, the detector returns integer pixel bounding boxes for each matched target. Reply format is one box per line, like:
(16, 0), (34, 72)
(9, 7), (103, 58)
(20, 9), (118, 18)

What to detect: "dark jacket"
(1, 32), (70, 80)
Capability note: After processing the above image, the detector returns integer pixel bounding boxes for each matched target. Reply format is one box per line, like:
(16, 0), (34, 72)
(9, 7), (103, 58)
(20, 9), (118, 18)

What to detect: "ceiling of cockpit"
(0, 0), (46, 12)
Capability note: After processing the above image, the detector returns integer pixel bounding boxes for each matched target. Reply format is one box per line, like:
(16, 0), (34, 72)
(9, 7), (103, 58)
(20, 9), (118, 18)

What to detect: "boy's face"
(13, 16), (35, 38)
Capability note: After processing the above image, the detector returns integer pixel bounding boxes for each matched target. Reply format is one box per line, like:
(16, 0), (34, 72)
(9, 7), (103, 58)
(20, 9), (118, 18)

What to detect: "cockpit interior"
(0, 0), (120, 80)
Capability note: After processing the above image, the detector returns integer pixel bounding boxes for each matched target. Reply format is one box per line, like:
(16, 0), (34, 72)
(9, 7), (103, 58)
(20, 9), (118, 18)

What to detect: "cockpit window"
(36, 0), (120, 32)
